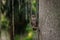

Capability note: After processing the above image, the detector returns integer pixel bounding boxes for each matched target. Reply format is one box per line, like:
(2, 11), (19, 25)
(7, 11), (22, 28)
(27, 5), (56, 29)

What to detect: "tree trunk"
(1, 30), (10, 40)
(39, 0), (60, 40)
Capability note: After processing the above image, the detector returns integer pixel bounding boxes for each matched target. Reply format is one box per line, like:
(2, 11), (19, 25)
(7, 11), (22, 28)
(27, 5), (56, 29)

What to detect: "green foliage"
(24, 31), (34, 40)
(32, 0), (37, 14)
(26, 24), (33, 32)
(24, 24), (34, 40)
(1, 0), (9, 30)
(14, 24), (34, 40)
(14, 35), (20, 40)
(25, 0), (37, 39)
(1, 0), (37, 40)
(1, 13), (9, 30)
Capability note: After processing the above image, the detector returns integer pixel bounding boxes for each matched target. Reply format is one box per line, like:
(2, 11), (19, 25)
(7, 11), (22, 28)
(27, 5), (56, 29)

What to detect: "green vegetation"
(1, 13), (9, 30)
(0, 0), (37, 40)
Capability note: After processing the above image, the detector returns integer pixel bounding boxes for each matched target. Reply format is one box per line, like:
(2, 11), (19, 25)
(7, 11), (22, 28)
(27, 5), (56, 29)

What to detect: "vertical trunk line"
(0, 0), (2, 40)
(36, 0), (40, 40)
(12, 0), (14, 40)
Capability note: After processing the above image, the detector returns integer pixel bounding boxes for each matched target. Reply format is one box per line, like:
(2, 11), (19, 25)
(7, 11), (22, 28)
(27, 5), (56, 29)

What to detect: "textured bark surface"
(39, 0), (60, 40)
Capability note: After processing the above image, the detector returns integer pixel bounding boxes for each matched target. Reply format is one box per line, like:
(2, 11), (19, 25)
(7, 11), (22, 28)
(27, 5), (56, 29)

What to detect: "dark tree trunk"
(39, 0), (60, 40)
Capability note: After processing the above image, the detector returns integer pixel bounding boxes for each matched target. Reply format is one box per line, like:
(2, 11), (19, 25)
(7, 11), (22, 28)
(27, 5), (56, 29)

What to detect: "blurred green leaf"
(1, 14), (9, 30)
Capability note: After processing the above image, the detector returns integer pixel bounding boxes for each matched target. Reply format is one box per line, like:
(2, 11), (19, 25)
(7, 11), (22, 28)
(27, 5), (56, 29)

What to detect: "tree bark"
(39, 0), (60, 40)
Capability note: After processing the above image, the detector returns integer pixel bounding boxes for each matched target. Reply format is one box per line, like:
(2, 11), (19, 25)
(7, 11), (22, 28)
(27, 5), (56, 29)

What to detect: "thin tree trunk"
(0, 0), (1, 39)
(39, 0), (60, 40)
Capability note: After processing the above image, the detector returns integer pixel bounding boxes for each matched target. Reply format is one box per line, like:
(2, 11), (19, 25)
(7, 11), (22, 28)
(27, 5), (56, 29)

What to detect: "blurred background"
(0, 0), (39, 40)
